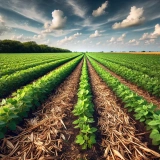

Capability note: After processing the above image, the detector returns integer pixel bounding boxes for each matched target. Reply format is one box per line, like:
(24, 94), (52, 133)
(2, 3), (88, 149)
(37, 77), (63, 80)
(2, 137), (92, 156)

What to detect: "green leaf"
(8, 121), (17, 131)
(75, 135), (85, 145)
(90, 134), (96, 144)
(0, 132), (5, 139)
(148, 120), (160, 126)
(90, 127), (97, 133)
(73, 120), (79, 124)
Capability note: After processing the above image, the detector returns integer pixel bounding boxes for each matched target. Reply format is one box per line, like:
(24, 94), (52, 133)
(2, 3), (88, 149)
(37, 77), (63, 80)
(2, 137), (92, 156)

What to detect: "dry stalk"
(0, 61), (83, 159)
(87, 61), (160, 160)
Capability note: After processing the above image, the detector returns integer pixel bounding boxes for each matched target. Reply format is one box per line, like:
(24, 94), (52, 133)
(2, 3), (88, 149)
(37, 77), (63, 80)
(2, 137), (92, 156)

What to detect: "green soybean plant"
(72, 58), (97, 149)
(0, 55), (83, 138)
(87, 56), (160, 149)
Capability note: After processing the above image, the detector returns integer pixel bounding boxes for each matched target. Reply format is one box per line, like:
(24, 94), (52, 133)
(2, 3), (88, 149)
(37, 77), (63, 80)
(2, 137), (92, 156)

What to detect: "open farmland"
(0, 53), (160, 159)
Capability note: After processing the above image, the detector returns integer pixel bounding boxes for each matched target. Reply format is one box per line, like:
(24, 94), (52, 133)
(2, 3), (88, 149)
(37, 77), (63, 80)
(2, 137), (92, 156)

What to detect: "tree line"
(0, 40), (71, 53)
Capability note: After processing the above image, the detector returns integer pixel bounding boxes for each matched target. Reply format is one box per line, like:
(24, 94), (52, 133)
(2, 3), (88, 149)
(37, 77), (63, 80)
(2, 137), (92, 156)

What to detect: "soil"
(87, 60), (160, 160)
(1, 58), (160, 160)
(0, 59), (104, 160)
(0, 60), (83, 159)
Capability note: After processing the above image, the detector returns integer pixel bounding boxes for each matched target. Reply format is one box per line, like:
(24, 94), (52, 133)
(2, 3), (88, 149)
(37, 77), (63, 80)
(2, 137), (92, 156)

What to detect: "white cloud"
(139, 33), (150, 40)
(0, 0), (48, 23)
(139, 24), (160, 40)
(117, 33), (126, 41)
(145, 39), (155, 45)
(112, 6), (145, 29)
(82, 38), (89, 44)
(150, 39), (155, 43)
(89, 30), (101, 38)
(109, 37), (115, 42)
(96, 42), (101, 45)
(33, 34), (46, 40)
(11, 34), (32, 41)
(66, 0), (86, 18)
(152, 24), (160, 37)
(57, 32), (82, 45)
(43, 10), (67, 33)
(92, 1), (108, 17)
(133, 26), (153, 32)
(0, 16), (4, 23)
(0, 15), (10, 35)
(129, 39), (136, 43)
(128, 39), (139, 45)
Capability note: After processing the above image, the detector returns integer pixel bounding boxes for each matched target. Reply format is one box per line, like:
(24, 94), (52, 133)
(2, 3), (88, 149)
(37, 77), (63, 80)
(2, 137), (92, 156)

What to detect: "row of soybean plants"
(0, 53), (80, 77)
(88, 54), (160, 98)
(0, 55), (83, 138)
(0, 55), (80, 98)
(92, 53), (160, 72)
(92, 53), (160, 79)
(72, 58), (97, 149)
(88, 56), (160, 149)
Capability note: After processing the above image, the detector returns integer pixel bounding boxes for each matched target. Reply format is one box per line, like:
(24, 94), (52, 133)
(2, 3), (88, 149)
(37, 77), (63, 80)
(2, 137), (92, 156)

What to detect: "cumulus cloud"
(11, 34), (46, 42)
(43, 10), (67, 33)
(152, 24), (160, 37)
(0, 15), (10, 35)
(128, 39), (139, 45)
(89, 30), (101, 38)
(11, 34), (32, 41)
(33, 34), (46, 40)
(139, 24), (160, 40)
(112, 6), (145, 29)
(92, 1), (108, 17)
(129, 39), (136, 43)
(117, 34), (126, 41)
(57, 32), (82, 45)
(109, 37), (115, 42)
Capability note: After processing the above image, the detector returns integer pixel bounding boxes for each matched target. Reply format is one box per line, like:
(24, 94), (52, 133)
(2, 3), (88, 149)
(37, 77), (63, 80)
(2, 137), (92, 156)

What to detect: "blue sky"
(0, 0), (160, 52)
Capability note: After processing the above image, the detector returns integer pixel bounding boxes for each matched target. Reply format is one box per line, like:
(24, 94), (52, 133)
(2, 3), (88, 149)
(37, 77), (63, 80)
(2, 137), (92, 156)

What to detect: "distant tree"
(0, 40), (71, 53)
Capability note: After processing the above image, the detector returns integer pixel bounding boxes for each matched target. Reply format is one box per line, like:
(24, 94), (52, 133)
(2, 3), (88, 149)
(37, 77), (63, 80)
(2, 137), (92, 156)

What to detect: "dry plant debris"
(87, 61), (160, 160)
(97, 62), (160, 109)
(0, 61), (83, 160)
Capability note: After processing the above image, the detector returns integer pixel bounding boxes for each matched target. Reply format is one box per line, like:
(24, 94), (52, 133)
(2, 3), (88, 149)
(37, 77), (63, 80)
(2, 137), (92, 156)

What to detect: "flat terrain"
(0, 53), (160, 159)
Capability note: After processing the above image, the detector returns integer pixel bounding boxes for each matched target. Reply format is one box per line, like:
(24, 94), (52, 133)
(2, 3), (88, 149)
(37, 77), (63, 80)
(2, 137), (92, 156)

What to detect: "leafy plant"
(87, 56), (160, 149)
(72, 58), (97, 149)
(0, 55), (83, 138)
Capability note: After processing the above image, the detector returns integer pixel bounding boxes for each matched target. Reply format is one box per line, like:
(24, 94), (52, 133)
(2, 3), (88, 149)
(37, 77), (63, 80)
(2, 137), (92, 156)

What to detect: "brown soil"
(87, 60), (160, 160)
(0, 60), (83, 159)
(95, 60), (160, 109)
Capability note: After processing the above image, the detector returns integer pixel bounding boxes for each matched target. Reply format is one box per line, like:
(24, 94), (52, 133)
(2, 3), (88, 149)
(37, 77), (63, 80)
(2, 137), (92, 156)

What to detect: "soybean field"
(0, 53), (160, 160)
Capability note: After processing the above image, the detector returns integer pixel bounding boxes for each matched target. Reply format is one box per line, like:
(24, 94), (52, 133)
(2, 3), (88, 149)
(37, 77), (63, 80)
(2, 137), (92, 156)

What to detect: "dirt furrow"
(0, 61), (83, 160)
(95, 60), (160, 109)
(87, 60), (160, 160)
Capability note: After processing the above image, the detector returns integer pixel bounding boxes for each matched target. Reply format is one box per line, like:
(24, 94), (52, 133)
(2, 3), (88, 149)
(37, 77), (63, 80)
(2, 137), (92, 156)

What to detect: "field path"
(87, 60), (160, 160)
(0, 60), (82, 159)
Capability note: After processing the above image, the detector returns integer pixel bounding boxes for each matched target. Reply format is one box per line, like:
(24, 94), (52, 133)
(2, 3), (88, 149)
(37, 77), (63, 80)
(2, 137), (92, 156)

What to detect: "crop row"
(96, 56), (160, 79)
(0, 55), (83, 138)
(0, 56), (79, 98)
(90, 53), (160, 70)
(89, 55), (160, 97)
(72, 58), (97, 149)
(88, 56), (160, 148)
(0, 57), (66, 77)
(0, 54), (80, 77)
